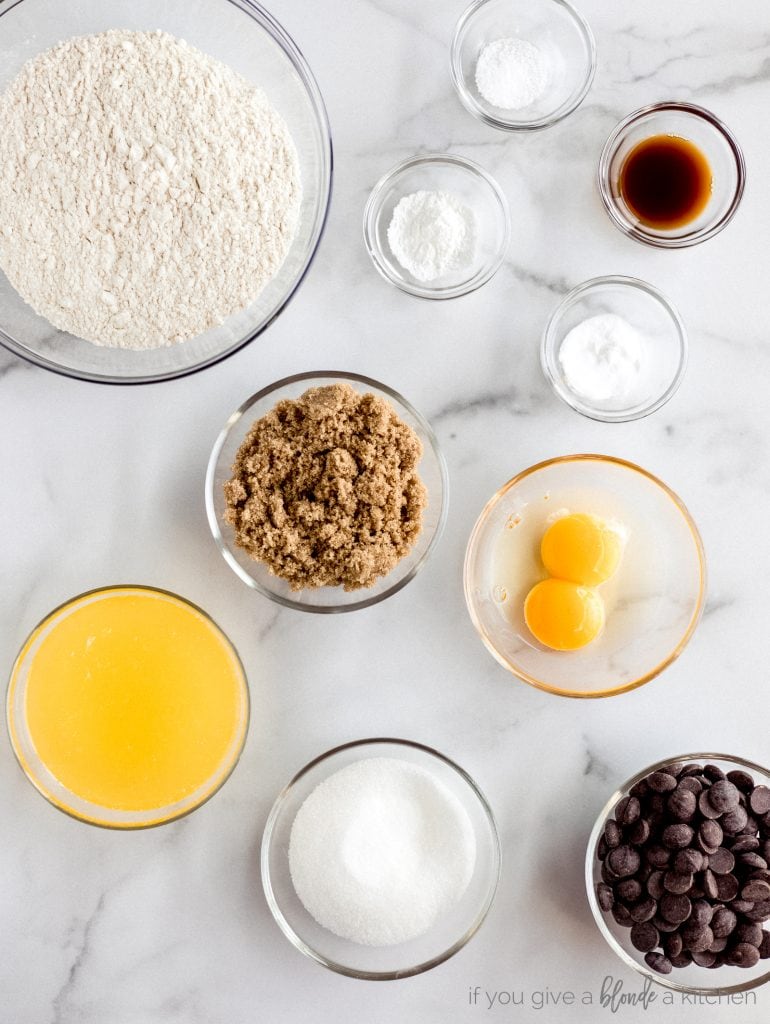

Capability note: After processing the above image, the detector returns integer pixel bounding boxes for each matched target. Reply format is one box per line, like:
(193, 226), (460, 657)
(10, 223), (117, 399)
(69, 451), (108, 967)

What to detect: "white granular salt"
(475, 37), (549, 110)
(387, 189), (475, 283)
(558, 313), (648, 403)
(288, 757), (477, 947)
(0, 30), (301, 349)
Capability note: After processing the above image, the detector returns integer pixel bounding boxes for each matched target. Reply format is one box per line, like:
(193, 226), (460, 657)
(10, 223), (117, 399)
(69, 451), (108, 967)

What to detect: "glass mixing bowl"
(206, 371), (448, 613)
(0, 0), (332, 383)
(586, 753), (770, 995)
(450, 0), (596, 132)
(464, 455), (706, 697)
(261, 738), (501, 979)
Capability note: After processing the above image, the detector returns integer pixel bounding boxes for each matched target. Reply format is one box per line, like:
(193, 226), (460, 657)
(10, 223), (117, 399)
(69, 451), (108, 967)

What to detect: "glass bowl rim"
(362, 152), (511, 300)
(205, 369), (450, 613)
(540, 274), (689, 423)
(0, 0), (333, 385)
(597, 101), (747, 250)
(260, 736), (502, 980)
(449, 0), (597, 133)
(5, 583), (250, 830)
(463, 453), (707, 698)
(585, 751), (770, 995)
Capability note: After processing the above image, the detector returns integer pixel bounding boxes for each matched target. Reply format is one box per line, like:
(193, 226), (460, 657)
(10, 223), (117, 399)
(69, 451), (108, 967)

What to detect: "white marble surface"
(1, 1), (769, 1021)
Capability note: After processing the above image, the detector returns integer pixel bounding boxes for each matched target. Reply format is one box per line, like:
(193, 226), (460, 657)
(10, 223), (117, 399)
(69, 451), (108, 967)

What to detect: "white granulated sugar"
(558, 313), (647, 403)
(0, 30), (301, 349)
(387, 189), (475, 283)
(288, 757), (477, 947)
(475, 37), (549, 110)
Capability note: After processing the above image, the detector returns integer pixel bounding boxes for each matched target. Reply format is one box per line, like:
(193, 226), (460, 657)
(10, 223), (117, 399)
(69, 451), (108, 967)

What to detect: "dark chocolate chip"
(604, 819), (622, 849)
(612, 903), (632, 926)
(673, 848), (704, 874)
(722, 806), (749, 835)
(669, 951), (692, 968)
(652, 914), (679, 933)
(647, 771), (678, 793)
(682, 922), (714, 953)
(726, 942), (760, 968)
(707, 780), (741, 813)
(739, 852), (768, 872)
(750, 786), (770, 816)
(701, 868), (719, 900)
(730, 835), (760, 854)
(664, 932), (683, 958)
(730, 899), (755, 914)
(735, 921), (763, 947)
(667, 788), (697, 823)
(629, 897), (658, 923)
(663, 870), (693, 895)
(726, 770), (755, 792)
(596, 883), (614, 912)
(690, 899), (713, 927)
(699, 820), (723, 852)
(662, 823), (694, 850)
(715, 873), (739, 902)
(616, 795), (641, 826)
(743, 900), (770, 923)
(698, 789), (721, 820)
(742, 879), (770, 902)
(647, 870), (666, 900)
(709, 935), (728, 953)
(616, 878), (642, 902)
(659, 893), (692, 924)
(644, 952), (672, 975)
(677, 776), (703, 795)
(630, 921), (659, 952)
(628, 819), (651, 846)
(708, 847), (735, 875)
(711, 907), (737, 938)
(608, 845), (640, 878)
(645, 844), (671, 868)
(703, 764), (726, 782)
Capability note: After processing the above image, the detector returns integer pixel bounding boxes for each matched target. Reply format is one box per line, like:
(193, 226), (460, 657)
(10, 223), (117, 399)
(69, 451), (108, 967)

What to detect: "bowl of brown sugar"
(206, 372), (448, 612)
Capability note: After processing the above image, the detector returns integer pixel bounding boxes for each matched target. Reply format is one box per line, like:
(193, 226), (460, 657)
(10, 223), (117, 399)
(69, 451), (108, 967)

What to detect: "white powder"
(558, 314), (647, 403)
(0, 30), (301, 349)
(475, 37), (549, 110)
(387, 190), (475, 283)
(288, 757), (477, 947)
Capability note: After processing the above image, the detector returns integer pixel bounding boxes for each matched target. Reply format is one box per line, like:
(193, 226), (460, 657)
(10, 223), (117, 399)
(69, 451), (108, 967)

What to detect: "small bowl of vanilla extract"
(598, 101), (745, 249)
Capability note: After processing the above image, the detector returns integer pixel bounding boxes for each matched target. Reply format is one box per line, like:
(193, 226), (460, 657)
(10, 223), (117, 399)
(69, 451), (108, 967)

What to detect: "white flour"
(475, 37), (549, 110)
(387, 190), (475, 283)
(0, 30), (301, 349)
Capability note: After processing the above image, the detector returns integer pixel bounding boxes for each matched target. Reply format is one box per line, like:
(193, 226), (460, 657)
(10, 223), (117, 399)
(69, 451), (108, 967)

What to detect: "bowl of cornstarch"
(451, 0), (596, 132)
(363, 154), (510, 299)
(0, 0), (332, 383)
(261, 738), (501, 979)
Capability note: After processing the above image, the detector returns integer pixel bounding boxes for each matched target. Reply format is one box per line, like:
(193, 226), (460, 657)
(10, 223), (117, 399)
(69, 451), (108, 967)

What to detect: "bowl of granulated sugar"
(0, 0), (331, 383)
(451, 0), (596, 132)
(261, 738), (501, 979)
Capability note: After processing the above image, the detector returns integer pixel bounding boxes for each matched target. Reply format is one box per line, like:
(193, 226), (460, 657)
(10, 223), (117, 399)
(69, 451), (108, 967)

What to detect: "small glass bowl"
(6, 585), (249, 829)
(206, 371), (448, 613)
(450, 0), (596, 132)
(541, 276), (688, 423)
(463, 455), (706, 698)
(0, 0), (332, 383)
(586, 753), (770, 995)
(363, 154), (510, 299)
(598, 102), (746, 248)
(261, 738), (501, 979)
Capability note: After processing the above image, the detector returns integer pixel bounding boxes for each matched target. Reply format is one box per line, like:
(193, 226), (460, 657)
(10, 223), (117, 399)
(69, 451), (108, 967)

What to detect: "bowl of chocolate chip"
(587, 754), (770, 994)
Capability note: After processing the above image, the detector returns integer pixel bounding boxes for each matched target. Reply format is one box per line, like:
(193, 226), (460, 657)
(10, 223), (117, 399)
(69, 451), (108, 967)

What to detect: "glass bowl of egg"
(463, 455), (706, 698)
(450, 0), (596, 132)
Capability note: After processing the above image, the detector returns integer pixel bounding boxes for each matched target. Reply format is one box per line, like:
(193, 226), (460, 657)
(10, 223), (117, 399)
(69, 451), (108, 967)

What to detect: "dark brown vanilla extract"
(619, 134), (713, 230)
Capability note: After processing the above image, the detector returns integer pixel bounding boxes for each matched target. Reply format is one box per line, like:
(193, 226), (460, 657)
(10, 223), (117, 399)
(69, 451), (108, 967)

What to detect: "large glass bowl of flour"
(0, 0), (331, 383)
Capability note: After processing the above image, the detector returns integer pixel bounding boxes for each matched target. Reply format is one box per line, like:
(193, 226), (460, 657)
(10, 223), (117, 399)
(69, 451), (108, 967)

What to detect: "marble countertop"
(2, 1), (769, 1021)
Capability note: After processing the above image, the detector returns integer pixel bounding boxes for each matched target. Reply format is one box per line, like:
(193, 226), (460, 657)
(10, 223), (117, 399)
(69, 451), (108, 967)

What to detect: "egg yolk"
(540, 513), (623, 587)
(524, 578), (605, 651)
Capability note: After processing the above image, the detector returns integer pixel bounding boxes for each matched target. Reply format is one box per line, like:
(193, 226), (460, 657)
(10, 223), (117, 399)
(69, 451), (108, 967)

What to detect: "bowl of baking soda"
(261, 739), (501, 978)
(363, 154), (510, 299)
(541, 276), (688, 423)
(451, 0), (596, 131)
